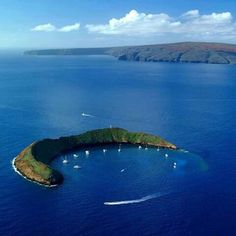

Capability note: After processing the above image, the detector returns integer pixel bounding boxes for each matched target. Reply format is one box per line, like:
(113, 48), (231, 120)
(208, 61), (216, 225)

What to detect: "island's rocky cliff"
(25, 42), (236, 65)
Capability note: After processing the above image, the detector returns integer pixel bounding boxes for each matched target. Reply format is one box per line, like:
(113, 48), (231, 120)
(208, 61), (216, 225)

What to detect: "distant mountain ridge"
(25, 42), (236, 65)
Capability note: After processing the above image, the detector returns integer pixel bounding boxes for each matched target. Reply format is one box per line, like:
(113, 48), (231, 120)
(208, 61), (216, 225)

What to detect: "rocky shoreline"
(25, 42), (236, 65)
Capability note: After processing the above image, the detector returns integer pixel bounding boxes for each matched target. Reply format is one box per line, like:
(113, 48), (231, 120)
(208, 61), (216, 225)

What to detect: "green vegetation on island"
(13, 128), (177, 187)
(25, 42), (236, 65)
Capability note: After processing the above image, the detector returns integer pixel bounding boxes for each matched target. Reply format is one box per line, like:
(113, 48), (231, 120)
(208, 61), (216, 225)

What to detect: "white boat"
(138, 145), (142, 149)
(85, 150), (90, 156)
(118, 144), (121, 152)
(73, 165), (81, 169)
(73, 154), (79, 158)
(103, 149), (107, 153)
(63, 159), (68, 164)
(120, 169), (125, 172)
(173, 162), (177, 168)
(157, 148), (160, 151)
(145, 146), (148, 150)
(165, 154), (168, 158)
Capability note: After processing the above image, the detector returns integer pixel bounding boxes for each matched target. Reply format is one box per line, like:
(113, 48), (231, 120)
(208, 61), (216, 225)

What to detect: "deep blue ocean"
(0, 54), (235, 236)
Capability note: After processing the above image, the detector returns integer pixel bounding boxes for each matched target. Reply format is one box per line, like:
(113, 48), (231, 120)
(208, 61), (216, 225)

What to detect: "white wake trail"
(104, 193), (164, 206)
(81, 112), (95, 117)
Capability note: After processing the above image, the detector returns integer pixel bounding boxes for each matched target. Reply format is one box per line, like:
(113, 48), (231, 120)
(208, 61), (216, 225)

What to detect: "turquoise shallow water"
(0, 54), (235, 235)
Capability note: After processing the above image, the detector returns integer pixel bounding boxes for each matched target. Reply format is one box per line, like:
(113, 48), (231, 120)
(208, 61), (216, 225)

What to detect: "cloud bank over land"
(30, 9), (236, 44)
(86, 9), (236, 40)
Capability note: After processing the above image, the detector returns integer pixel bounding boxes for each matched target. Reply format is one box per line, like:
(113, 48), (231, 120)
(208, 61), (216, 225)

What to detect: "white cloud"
(31, 23), (56, 32)
(31, 23), (80, 32)
(86, 10), (181, 35)
(86, 9), (236, 39)
(58, 23), (80, 32)
(182, 10), (200, 18)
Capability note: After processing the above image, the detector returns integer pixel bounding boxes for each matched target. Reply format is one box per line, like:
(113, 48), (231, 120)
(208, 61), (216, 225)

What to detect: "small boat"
(165, 154), (168, 158)
(81, 112), (93, 117)
(73, 154), (79, 158)
(118, 144), (121, 152)
(173, 162), (177, 168)
(73, 165), (81, 169)
(63, 159), (68, 164)
(138, 145), (142, 150)
(157, 148), (160, 151)
(120, 169), (125, 172)
(85, 150), (90, 156)
(145, 146), (148, 150)
(103, 149), (107, 153)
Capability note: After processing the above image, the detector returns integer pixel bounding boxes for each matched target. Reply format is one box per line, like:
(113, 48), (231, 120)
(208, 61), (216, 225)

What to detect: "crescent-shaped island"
(13, 128), (177, 187)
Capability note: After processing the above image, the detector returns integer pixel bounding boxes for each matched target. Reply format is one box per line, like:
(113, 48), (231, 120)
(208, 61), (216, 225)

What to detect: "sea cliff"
(25, 42), (236, 65)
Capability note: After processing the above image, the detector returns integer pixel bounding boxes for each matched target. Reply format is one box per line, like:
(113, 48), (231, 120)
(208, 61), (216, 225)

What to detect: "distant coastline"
(25, 42), (236, 65)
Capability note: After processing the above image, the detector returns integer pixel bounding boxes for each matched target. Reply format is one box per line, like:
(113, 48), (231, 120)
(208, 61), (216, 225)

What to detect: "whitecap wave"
(104, 193), (164, 206)
(179, 148), (189, 153)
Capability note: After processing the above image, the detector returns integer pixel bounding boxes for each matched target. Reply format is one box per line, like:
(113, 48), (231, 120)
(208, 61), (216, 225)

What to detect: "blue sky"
(1, 0), (236, 48)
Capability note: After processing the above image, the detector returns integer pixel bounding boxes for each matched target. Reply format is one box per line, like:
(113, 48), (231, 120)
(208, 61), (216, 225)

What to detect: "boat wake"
(81, 112), (94, 117)
(104, 193), (165, 206)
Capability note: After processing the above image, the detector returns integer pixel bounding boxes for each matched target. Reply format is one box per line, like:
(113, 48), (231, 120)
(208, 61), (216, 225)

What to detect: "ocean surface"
(0, 54), (235, 236)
